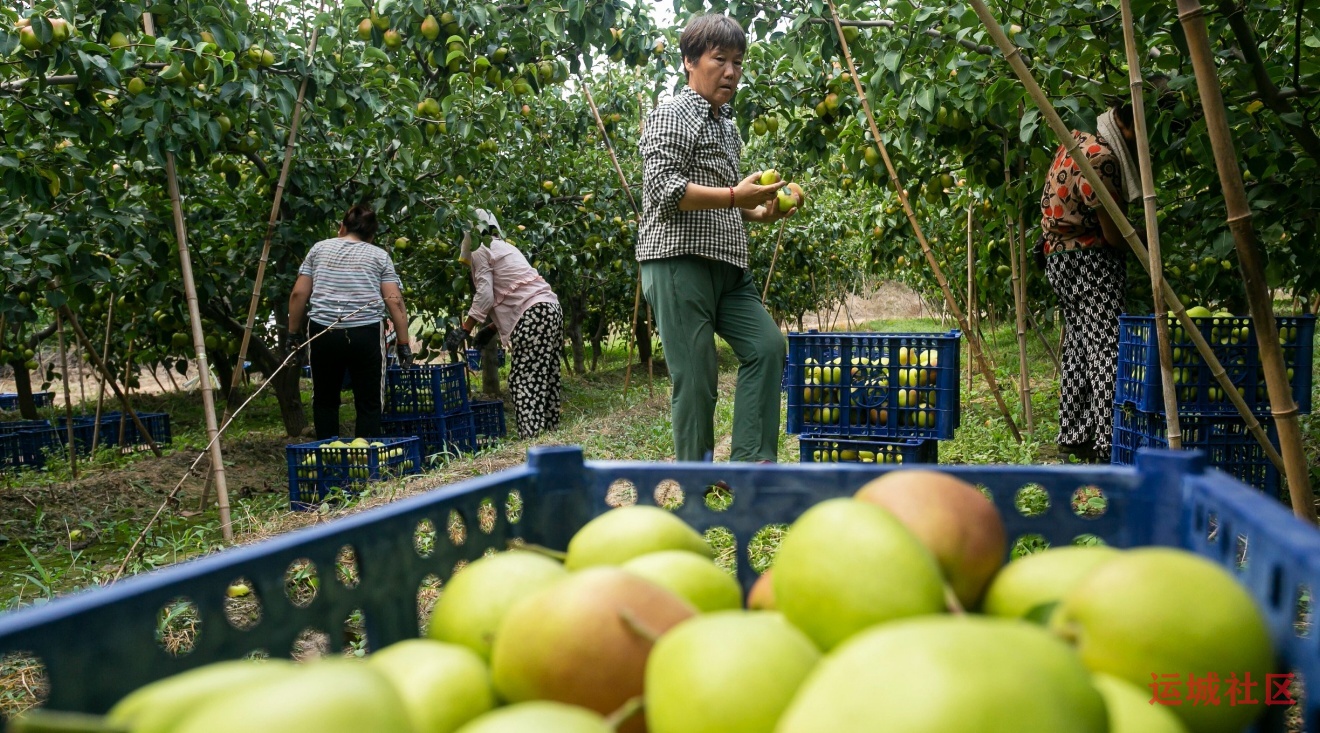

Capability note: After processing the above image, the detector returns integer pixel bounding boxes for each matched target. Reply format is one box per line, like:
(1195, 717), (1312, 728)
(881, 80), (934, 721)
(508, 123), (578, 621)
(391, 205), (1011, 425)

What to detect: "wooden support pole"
(964, 0), (1287, 474)
(761, 220), (789, 304)
(826, 0), (1023, 442)
(623, 275), (642, 395)
(89, 299), (113, 455)
(1004, 139), (1033, 434)
(55, 311), (77, 479)
(966, 206), (975, 394)
(1017, 211), (1035, 432)
(1121, 0), (1181, 449)
(59, 308), (161, 457)
(227, 7), (323, 424)
(1175, 0), (1315, 520)
(118, 338), (134, 450)
(143, 11), (232, 541)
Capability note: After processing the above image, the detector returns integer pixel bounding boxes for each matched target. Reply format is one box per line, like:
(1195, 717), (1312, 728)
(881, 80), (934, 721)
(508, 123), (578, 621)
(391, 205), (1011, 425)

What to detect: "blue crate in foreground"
(785, 330), (962, 440)
(285, 436), (422, 510)
(0, 447), (1314, 731)
(472, 399), (507, 450)
(383, 364), (469, 418)
(381, 412), (476, 459)
(1112, 404), (1280, 495)
(1116, 314), (1314, 416)
(799, 435), (938, 465)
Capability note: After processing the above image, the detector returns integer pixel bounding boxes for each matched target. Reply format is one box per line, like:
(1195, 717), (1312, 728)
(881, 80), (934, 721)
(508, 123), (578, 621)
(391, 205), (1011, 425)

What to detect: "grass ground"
(1, 311), (1317, 720)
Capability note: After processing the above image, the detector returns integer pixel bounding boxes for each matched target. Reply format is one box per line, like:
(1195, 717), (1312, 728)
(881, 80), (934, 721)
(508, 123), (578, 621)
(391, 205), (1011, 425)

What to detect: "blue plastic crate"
(472, 399), (507, 450)
(466, 347), (507, 372)
(0, 419), (54, 434)
(785, 330), (962, 440)
(96, 412), (172, 453)
(1112, 404), (1280, 495)
(1116, 314), (1314, 416)
(380, 411), (476, 459)
(383, 364), (469, 418)
(0, 447), (1314, 730)
(798, 435), (938, 465)
(0, 392), (54, 410)
(285, 436), (423, 511)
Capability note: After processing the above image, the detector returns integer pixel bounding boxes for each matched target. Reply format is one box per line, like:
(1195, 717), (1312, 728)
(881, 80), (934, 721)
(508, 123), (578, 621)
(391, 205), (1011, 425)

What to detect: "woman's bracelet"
(729, 186), (735, 209)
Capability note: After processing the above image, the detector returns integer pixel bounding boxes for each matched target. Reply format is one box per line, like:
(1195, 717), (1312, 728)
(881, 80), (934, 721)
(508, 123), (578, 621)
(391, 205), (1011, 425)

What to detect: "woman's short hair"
(342, 204), (378, 242)
(679, 15), (746, 68)
(1114, 102), (1134, 128)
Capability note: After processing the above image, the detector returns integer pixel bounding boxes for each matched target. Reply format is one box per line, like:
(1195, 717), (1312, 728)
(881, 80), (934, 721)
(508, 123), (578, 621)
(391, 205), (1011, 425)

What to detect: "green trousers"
(641, 256), (786, 462)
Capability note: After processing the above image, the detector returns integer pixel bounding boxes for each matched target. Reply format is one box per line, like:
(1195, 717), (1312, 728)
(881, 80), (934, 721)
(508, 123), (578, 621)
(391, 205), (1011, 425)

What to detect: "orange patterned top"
(1039, 130), (1123, 256)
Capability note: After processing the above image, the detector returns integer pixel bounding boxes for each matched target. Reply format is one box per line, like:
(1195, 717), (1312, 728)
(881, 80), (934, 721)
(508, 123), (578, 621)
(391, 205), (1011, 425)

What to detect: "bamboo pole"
(55, 311), (77, 479)
(582, 81), (651, 396)
(226, 5), (323, 424)
(1017, 211), (1034, 432)
(59, 308), (161, 457)
(964, 0), (1286, 473)
(966, 206), (975, 394)
(118, 338), (134, 450)
(761, 220), (789, 304)
(826, 0), (1023, 442)
(1027, 308), (1062, 376)
(143, 12), (232, 541)
(1175, 0), (1314, 520)
(1004, 139), (1033, 434)
(1121, 0), (1182, 450)
(89, 299), (113, 455)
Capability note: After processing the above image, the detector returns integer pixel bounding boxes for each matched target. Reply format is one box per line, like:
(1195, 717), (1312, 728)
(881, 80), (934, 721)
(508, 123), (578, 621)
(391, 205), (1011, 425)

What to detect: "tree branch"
(1217, 0), (1320, 165)
(0, 63), (167, 92)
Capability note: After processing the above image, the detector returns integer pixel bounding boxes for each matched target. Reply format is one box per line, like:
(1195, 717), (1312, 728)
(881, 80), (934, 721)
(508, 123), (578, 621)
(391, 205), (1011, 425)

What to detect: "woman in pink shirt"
(448, 209), (563, 438)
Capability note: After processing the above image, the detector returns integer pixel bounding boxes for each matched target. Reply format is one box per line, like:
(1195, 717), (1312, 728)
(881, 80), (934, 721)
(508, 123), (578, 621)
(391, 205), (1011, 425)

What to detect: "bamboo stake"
(1026, 308), (1062, 375)
(966, 206), (975, 394)
(89, 299), (113, 455)
(118, 338), (134, 451)
(1121, 0), (1182, 450)
(1017, 211), (1034, 432)
(143, 12), (232, 541)
(964, 0), (1285, 473)
(761, 220), (789, 304)
(582, 81), (651, 396)
(226, 5), (323, 424)
(55, 311), (76, 479)
(59, 308), (161, 457)
(1175, 0), (1314, 520)
(1003, 139), (1033, 434)
(826, 0), (1022, 442)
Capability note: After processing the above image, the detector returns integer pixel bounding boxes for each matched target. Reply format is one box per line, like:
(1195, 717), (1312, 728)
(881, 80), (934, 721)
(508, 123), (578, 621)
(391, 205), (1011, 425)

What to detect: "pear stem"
(944, 584), (967, 616)
(510, 541), (567, 561)
(618, 607), (662, 644)
(605, 696), (645, 730)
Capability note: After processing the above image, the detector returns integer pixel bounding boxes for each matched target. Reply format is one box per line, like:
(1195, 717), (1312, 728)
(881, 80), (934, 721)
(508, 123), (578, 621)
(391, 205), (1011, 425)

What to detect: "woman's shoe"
(1058, 441), (1097, 463)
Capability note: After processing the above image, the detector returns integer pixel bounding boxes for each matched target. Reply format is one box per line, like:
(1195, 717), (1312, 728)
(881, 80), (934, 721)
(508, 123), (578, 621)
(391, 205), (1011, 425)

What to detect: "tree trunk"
(481, 339), (500, 397)
(590, 314), (605, 372)
(271, 364), (306, 437)
(13, 364), (37, 420)
(202, 301), (306, 436)
(568, 297), (586, 376)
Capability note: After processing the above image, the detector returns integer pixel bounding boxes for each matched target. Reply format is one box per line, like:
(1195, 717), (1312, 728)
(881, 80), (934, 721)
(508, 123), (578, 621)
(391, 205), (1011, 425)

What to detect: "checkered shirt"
(637, 86), (750, 269)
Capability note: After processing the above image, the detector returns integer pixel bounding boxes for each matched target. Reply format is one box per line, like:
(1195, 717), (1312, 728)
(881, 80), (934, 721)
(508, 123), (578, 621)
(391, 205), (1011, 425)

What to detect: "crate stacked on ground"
(1112, 313), (1314, 493)
(0, 412), (173, 472)
(787, 330), (961, 464)
(285, 436), (423, 510)
(465, 348), (507, 372)
(0, 392), (54, 410)
(3, 446), (1320, 730)
(471, 399), (507, 450)
(380, 364), (477, 459)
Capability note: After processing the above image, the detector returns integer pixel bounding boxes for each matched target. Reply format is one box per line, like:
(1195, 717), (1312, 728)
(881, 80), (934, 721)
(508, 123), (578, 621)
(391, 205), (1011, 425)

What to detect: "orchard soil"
(1, 287), (1317, 727)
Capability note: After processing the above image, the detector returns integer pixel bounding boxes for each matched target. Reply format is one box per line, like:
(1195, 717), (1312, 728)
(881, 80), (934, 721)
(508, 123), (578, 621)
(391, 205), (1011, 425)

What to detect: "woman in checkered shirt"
(637, 14), (797, 462)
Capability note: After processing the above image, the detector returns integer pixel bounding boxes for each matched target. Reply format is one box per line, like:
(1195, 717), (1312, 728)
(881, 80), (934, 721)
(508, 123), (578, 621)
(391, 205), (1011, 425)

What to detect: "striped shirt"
(297, 237), (401, 328)
(637, 86), (750, 269)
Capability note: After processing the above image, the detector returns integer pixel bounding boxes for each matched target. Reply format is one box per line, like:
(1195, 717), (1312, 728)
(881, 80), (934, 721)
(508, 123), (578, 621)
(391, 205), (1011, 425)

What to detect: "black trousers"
(309, 321), (386, 440)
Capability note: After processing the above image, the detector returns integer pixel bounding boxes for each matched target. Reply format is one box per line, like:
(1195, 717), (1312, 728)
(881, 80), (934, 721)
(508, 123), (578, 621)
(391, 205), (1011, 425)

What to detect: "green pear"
(982, 545), (1120, 620)
(777, 616), (1109, 732)
(1050, 548), (1273, 733)
(773, 498), (945, 650)
(107, 660), (294, 733)
(621, 550), (742, 613)
(491, 568), (695, 731)
(368, 639), (495, 733)
(746, 570), (775, 610)
(174, 660), (411, 733)
(454, 701), (611, 733)
(428, 550), (567, 661)
(645, 611), (819, 733)
(1093, 672), (1189, 733)
(564, 505), (712, 570)
(1186, 305), (1213, 318)
(854, 470), (1007, 609)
